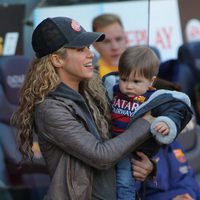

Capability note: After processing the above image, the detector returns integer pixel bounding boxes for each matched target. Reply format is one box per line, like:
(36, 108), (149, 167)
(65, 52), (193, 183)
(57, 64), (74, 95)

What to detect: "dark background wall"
(0, 0), (42, 58)
(178, 0), (200, 42)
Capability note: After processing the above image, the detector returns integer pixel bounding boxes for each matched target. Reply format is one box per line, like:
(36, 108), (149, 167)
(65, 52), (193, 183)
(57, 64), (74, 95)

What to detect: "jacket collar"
(49, 82), (84, 103)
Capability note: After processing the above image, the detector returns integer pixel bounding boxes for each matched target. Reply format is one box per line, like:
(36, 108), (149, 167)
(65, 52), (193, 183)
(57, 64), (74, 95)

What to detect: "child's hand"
(153, 121), (169, 136)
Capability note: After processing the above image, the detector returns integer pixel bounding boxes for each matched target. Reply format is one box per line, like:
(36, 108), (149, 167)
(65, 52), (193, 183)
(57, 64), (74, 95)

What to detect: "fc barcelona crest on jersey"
(173, 149), (186, 163)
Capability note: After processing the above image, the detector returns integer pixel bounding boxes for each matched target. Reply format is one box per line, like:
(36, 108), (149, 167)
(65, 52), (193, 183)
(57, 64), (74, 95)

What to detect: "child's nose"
(126, 82), (134, 89)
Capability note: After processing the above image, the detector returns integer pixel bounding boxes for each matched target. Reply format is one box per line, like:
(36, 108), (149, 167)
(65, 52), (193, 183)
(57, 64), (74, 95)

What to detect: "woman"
(11, 17), (189, 200)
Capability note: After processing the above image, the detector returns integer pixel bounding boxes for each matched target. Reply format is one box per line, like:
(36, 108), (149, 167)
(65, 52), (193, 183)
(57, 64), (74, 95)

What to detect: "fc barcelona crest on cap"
(71, 19), (81, 32)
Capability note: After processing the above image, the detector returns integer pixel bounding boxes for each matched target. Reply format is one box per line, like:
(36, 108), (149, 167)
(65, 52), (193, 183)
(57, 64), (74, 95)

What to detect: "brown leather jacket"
(34, 83), (151, 200)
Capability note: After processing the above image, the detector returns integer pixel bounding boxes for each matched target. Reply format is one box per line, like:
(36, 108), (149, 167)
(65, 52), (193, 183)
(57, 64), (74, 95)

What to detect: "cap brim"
(63, 32), (105, 48)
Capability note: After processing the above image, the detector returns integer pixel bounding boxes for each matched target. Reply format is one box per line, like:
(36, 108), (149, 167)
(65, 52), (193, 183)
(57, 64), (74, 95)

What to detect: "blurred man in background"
(92, 13), (128, 78)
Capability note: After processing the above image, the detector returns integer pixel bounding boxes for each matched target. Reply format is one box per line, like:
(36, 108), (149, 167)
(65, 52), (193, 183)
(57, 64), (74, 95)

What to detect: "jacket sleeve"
(151, 99), (192, 143)
(35, 99), (151, 170)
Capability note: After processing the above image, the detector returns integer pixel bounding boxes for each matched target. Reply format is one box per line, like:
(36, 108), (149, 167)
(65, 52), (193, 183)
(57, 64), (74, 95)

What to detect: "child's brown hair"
(118, 45), (160, 80)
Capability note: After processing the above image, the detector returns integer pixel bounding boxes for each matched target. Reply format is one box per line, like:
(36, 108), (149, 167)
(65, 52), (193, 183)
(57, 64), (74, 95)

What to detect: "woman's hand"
(131, 152), (154, 181)
(142, 111), (155, 124)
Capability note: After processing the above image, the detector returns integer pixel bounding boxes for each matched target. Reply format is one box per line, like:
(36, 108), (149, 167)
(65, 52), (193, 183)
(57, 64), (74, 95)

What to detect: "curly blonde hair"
(11, 47), (110, 161)
(80, 71), (111, 140)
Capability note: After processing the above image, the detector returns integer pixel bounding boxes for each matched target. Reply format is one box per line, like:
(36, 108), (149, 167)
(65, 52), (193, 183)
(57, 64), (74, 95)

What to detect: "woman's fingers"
(131, 152), (154, 181)
(142, 111), (155, 123)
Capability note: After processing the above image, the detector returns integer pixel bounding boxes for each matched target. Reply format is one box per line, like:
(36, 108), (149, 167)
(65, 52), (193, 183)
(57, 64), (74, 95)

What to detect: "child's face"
(119, 72), (154, 97)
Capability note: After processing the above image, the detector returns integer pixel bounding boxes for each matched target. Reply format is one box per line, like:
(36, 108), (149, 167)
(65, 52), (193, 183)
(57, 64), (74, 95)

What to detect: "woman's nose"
(87, 48), (94, 58)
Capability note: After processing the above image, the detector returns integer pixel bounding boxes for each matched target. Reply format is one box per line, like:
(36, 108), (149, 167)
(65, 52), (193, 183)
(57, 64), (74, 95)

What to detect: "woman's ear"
(50, 54), (64, 69)
(151, 76), (157, 85)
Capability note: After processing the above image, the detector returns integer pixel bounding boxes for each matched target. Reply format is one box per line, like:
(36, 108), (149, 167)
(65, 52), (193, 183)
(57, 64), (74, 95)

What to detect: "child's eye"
(120, 78), (127, 82)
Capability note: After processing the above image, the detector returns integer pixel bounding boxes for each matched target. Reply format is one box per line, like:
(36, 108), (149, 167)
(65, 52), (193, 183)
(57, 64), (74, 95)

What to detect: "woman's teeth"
(83, 63), (93, 67)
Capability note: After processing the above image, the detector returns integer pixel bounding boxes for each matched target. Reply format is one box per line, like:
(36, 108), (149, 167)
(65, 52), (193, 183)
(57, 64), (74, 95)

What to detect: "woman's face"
(58, 47), (94, 89)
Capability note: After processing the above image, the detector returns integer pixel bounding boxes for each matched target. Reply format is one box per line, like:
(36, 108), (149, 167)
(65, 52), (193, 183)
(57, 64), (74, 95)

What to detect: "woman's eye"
(77, 47), (85, 52)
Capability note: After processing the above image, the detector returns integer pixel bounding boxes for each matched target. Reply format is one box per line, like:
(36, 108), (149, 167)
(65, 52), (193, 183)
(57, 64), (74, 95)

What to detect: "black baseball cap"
(32, 17), (105, 58)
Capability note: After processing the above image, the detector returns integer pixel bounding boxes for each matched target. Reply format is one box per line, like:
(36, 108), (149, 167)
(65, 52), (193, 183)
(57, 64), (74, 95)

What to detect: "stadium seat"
(0, 55), (49, 199)
(178, 41), (200, 123)
(178, 41), (200, 77)
(158, 59), (195, 102)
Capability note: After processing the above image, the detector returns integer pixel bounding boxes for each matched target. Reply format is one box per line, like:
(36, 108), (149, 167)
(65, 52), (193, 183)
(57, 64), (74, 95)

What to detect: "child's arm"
(153, 121), (169, 136)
